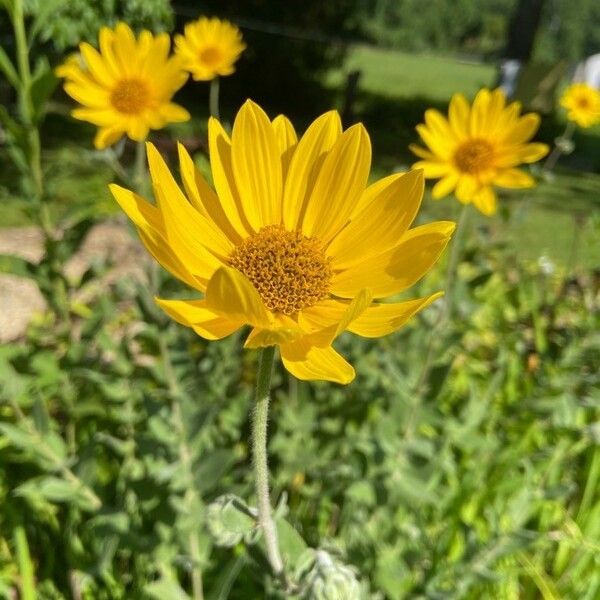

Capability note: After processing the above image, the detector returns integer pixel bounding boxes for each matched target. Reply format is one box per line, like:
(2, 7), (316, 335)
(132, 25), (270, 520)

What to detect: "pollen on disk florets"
(110, 78), (150, 114)
(228, 225), (332, 315)
(454, 139), (495, 174)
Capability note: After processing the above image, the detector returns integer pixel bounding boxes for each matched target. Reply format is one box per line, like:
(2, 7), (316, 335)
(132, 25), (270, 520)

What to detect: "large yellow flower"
(410, 88), (549, 216)
(175, 17), (246, 81)
(560, 83), (600, 128)
(56, 23), (190, 149)
(110, 101), (455, 384)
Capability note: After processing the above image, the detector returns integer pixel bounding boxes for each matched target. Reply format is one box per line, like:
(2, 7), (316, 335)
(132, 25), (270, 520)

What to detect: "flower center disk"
(110, 78), (150, 114)
(454, 139), (495, 174)
(228, 225), (332, 315)
(199, 47), (222, 67)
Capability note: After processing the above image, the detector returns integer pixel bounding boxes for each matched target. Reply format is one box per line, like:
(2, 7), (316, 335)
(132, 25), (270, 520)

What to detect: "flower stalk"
(252, 346), (284, 577)
(209, 77), (220, 119)
(542, 121), (576, 174)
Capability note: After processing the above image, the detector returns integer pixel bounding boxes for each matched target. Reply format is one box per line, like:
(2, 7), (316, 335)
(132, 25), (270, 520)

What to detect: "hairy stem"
(252, 346), (284, 576)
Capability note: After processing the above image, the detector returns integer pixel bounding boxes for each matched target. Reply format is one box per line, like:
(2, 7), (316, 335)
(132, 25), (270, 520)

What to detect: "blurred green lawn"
(2, 44), (599, 268)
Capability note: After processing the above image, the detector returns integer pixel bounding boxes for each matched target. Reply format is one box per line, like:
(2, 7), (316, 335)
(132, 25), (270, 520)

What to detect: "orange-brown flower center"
(454, 139), (495, 174)
(228, 225), (332, 315)
(199, 47), (222, 67)
(576, 96), (590, 110)
(110, 78), (150, 114)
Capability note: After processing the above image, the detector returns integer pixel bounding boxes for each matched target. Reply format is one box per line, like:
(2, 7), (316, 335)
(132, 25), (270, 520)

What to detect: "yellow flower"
(56, 23), (190, 149)
(175, 17), (246, 81)
(560, 83), (600, 128)
(110, 101), (455, 384)
(410, 88), (549, 216)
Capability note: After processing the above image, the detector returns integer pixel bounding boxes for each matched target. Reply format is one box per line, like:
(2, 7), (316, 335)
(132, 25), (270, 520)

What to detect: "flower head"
(56, 23), (190, 149)
(560, 83), (600, 128)
(175, 17), (246, 81)
(110, 101), (454, 384)
(410, 88), (549, 215)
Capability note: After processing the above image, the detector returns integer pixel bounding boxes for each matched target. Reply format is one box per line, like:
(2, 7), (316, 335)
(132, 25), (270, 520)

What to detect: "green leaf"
(275, 517), (308, 571)
(0, 45), (20, 89)
(29, 56), (58, 122)
(145, 576), (191, 600)
(0, 253), (36, 278)
(15, 476), (97, 511)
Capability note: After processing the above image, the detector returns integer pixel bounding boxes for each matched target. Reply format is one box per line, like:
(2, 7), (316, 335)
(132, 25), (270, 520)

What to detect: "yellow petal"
(177, 143), (242, 244)
(205, 266), (272, 327)
(231, 100), (282, 228)
(448, 93), (470, 138)
(280, 340), (354, 384)
(328, 169), (424, 268)
(138, 227), (207, 290)
(503, 114), (540, 144)
(146, 143), (233, 261)
(472, 187), (497, 215)
(109, 183), (208, 289)
(282, 110), (342, 230)
(159, 103), (190, 123)
(348, 292), (443, 337)
(424, 109), (456, 141)
(431, 174), (459, 199)
(469, 88), (492, 136)
(79, 42), (115, 87)
(93, 126), (123, 149)
(455, 175), (478, 203)
(409, 143), (437, 161)
(302, 123), (371, 242)
(412, 160), (451, 179)
(331, 221), (455, 299)
(244, 314), (303, 349)
(108, 183), (162, 230)
(155, 297), (243, 339)
(208, 117), (254, 237)
(493, 168), (535, 188)
(416, 124), (453, 159)
(272, 114), (298, 179)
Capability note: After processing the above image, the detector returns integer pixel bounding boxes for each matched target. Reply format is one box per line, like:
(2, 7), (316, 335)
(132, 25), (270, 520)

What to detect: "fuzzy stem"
(252, 346), (284, 576)
(209, 77), (220, 120)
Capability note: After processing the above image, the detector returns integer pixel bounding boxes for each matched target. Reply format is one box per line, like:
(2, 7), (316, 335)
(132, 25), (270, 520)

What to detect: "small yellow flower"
(110, 101), (455, 384)
(560, 83), (600, 128)
(410, 88), (549, 216)
(175, 17), (246, 81)
(56, 23), (190, 149)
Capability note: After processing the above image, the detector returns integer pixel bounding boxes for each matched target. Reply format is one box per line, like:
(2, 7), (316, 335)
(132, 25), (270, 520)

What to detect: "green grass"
(330, 45), (496, 100)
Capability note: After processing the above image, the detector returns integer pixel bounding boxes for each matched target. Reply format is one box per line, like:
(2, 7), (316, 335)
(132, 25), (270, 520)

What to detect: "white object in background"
(498, 59), (523, 98)
(573, 53), (600, 89)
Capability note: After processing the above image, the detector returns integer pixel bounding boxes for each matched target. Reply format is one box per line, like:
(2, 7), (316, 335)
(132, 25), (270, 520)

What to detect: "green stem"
(209, 77), (220, 120)
(412, 203), (470, 395)
(158, 337), (205, 600)
(12, 0), (44, 201)
(133, 139), (149, 197)
(543, 121), (576, 173)
(252, 346), (284, 576)
(14, 525), (36, 600)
